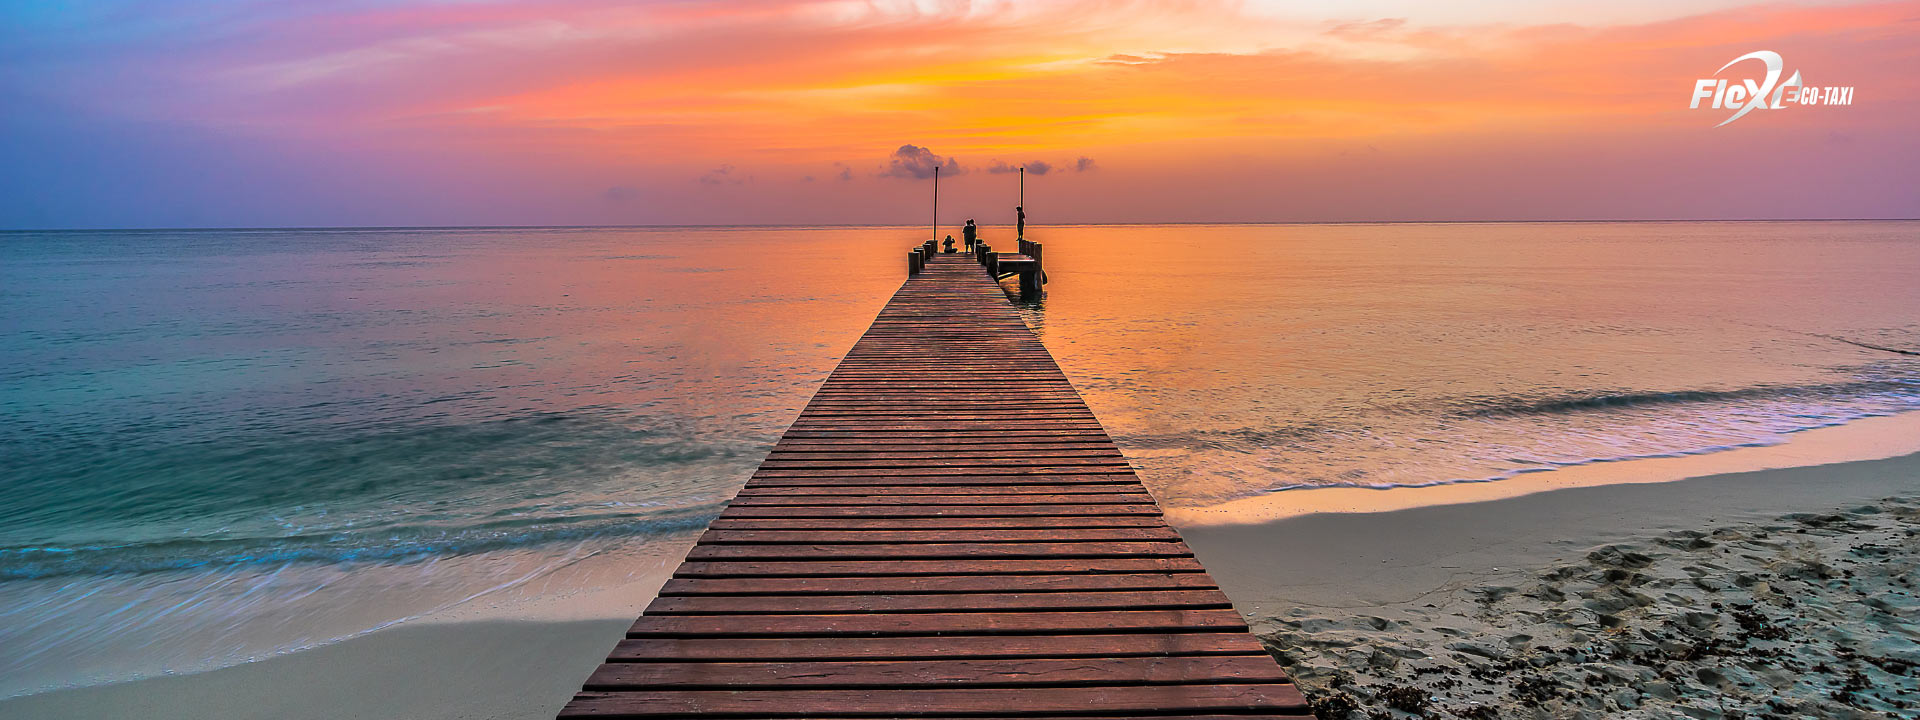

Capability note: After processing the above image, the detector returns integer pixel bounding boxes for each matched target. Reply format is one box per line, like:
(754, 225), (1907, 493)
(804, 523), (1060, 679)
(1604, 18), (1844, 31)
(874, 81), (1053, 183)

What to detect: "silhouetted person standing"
(962, 220), (977, 249)
(1016, 206), (1026, 239)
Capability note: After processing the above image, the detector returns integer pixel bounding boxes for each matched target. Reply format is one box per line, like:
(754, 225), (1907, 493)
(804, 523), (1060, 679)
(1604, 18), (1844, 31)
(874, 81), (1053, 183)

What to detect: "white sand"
(1183, 449), (1920, 719)
(0, 619), (629, 720)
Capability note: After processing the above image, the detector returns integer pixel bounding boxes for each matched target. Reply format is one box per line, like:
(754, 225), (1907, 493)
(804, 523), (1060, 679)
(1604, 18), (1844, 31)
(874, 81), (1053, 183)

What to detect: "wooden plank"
(744, 475), (1138, 487)
(658, 573), (1217, 596)
(705, 516), (1172, 530)
(714, 505), (1164, 518)
(764, 452), (1128, 461)
(725, 494), (1153, 506)
(644, 589), (1234, 615)
(751, 464), (1138, 476)
(748, 468), (1139, 478)
(735, 484), (1148, 496)
(579, 716), (1311, 720)
(769, 444), (1122, 452)
(556, 254), (1299, 720)
(682, 541), (1193, 561)
(796, 409), (1098, 416)
(605, 632), (1266, 661)
(697, 528), (1180, 544)
(776, 432), (1115, 441)
(762, 452), (1125, 461)
(626, 609), (1250, 637)
(673, 557), (1209, 578)
(585, 655), (1289, 689)
(561, 684), (1309, 717)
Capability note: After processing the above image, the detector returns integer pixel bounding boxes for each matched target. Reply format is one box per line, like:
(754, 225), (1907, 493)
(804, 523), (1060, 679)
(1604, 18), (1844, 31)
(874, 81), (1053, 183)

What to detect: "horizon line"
(4, 217), (1918, 233)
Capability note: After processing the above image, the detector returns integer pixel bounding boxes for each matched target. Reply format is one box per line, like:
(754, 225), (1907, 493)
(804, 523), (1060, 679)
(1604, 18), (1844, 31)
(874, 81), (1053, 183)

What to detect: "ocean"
(2, 221), (1916, 695)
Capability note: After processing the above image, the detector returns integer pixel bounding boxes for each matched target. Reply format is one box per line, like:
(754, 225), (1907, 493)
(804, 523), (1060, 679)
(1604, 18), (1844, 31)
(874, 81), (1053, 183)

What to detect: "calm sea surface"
(2, 222), (1917, 694)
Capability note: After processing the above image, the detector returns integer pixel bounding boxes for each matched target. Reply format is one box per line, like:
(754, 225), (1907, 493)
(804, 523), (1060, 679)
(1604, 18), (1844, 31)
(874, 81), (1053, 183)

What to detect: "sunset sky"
(2, 0), (1916, 228)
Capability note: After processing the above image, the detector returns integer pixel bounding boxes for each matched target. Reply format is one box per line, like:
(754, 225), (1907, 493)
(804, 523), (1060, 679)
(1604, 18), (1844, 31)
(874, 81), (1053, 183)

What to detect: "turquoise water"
(0, 227), (907, 693)
(3, 222), (1918, 694)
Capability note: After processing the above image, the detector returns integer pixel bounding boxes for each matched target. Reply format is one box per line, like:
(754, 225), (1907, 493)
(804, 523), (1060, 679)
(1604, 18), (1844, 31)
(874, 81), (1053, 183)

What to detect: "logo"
(1688, 51), (1853, 127)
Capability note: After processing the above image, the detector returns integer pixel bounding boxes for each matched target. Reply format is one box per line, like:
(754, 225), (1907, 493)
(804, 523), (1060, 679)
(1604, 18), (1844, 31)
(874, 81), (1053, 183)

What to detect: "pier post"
(1018, 263), (1042, 298)
(1028, 241), (1043, 285)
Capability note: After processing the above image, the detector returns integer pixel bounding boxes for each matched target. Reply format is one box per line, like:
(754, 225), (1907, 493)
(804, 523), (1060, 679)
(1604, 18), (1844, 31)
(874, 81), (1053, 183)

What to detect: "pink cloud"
(5, 0), (1916, 226)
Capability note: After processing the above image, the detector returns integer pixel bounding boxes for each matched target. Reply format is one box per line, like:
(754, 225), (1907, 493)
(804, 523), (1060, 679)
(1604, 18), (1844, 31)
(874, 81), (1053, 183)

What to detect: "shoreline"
(1168, 411), (1920, 527)
(0, 547), (689, 719)
(7, 415), (1919, 718)
(0, 534), (690, 704)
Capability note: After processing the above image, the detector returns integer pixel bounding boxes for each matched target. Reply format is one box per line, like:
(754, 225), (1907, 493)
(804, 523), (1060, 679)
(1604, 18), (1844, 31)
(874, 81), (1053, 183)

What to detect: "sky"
(1, 0), (1916, 228)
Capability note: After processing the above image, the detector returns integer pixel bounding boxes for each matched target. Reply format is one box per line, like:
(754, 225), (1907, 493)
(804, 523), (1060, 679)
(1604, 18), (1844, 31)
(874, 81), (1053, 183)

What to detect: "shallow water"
(2, 221), (1916, 694)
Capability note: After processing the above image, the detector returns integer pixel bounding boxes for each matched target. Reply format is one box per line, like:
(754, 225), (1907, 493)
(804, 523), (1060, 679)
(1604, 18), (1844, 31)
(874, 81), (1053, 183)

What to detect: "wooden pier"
(559, 252), (1307, 719)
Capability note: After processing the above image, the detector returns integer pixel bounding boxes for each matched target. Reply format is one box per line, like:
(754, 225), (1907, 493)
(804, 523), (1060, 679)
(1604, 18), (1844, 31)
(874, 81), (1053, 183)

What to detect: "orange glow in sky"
(2, 0), (1915, 226)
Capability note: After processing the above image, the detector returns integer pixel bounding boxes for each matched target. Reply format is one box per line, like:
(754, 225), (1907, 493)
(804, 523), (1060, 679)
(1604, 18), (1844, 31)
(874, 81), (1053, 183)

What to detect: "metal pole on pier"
(932, 166), (939, 243)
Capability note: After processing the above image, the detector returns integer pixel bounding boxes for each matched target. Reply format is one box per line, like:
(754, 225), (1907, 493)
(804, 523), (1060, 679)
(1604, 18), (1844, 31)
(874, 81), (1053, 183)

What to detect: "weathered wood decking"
(560, 253), (1307, 719)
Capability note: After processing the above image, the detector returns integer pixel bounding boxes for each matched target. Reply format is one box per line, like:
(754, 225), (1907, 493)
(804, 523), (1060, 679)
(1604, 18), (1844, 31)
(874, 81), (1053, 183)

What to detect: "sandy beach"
(3, 417), (1914, 719)
(0, 556), (685, 720)
(0, 620), (627, 720)
(1185, 439), (1920, 718)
